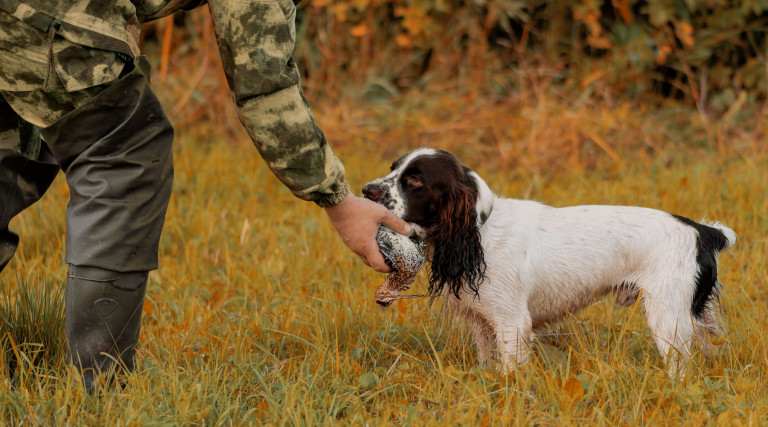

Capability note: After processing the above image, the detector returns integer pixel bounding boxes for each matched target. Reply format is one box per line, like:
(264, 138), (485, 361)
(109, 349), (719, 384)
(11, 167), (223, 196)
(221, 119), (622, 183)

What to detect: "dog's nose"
(362, 183), (382, 202)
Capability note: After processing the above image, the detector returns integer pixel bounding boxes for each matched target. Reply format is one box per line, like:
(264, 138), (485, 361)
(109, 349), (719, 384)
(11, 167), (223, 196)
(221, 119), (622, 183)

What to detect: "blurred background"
(138, 0), (767, 176)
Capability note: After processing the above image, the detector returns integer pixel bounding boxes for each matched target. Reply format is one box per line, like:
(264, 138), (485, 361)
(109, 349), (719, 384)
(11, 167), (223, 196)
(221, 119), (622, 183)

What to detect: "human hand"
(324, 193), (413, 272)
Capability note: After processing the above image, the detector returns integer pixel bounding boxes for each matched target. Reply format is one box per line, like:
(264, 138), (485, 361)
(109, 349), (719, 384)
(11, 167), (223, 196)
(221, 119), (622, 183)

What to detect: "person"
(0, 0), (411, 391)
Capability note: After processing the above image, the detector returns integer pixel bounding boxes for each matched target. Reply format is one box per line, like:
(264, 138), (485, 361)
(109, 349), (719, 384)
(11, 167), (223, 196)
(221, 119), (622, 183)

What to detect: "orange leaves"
(616, 0), (633, 24)
(315, 0), (433, 48)
(394, 4), (429, 37)
(562, 376), (585, 403)
(573, 1), (612, 50)
(350, 23), (369, 37)
(314, 0), (376, 9)
(395, 34), (412, 48)
(350, 0), (374, 10)
(675, 21), (695, 47)
(142, 298), (154, 317)
(587, 35), (613, 50)
(559, 375), (587, 411)
(655, 44), (673, 65)
(573, 4), (601, 35)
(579, 69), (608, 89)
(330, 2), (349, 22)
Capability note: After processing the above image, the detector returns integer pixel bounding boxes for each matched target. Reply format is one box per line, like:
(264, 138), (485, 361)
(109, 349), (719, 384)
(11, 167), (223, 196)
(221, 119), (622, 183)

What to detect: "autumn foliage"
(139, 0), (767, 172)
(296, 0), (767, 108)
(146, 1), (767, 107)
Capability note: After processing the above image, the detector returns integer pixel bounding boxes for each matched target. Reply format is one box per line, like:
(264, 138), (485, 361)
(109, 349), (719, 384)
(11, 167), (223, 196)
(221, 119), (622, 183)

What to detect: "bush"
(293, 0), (766, 108)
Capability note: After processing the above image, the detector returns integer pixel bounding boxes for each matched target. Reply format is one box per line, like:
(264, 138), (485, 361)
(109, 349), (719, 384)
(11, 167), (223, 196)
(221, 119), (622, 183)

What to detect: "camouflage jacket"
(0, 0), (349, 207)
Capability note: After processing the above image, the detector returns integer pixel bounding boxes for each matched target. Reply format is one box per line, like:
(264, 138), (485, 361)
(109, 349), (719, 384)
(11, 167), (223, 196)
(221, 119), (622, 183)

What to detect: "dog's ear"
(426, 168), (486, 299)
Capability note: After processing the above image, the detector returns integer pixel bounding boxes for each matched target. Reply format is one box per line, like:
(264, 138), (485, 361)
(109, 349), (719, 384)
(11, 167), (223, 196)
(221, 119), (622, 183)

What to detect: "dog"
(363, 148), (736, 374)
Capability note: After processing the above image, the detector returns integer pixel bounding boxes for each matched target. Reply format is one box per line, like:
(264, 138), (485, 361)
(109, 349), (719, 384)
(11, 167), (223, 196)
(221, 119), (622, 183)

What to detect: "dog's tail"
(672, 215), (736, 253)
(693, 221), (735, 355)
(672, 215), (736, 322)
(705, 221), (737, 251)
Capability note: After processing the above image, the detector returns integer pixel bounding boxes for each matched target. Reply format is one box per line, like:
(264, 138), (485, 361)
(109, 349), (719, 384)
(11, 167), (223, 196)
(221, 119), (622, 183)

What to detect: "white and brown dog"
(363, 148), (736, 374)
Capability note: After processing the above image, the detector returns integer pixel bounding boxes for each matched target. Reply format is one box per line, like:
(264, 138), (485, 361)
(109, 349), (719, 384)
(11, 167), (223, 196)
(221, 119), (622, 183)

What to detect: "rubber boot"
(65, 265), (147, 392)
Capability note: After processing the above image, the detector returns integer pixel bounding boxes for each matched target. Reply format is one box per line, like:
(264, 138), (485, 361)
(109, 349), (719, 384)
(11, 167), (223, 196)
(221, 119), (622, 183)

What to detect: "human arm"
(208, 0), (347, 207)
(207, 0), (411, 271)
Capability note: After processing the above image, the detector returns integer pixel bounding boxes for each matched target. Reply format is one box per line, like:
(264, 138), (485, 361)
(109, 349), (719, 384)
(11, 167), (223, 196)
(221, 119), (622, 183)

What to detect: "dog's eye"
(406, 175), (422, 187)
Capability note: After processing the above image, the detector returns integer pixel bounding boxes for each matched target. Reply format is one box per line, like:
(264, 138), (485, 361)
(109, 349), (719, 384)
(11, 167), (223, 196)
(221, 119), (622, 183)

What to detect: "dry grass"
(1, 71), (767, 425)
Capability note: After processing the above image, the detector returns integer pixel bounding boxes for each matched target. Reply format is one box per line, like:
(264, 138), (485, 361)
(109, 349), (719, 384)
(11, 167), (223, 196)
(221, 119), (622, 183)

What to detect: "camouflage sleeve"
(207, 0), (349, 207)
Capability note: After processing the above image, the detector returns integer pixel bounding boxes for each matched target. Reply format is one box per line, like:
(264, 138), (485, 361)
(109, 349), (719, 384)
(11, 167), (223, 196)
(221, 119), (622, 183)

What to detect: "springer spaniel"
(363, 148), (736, 375)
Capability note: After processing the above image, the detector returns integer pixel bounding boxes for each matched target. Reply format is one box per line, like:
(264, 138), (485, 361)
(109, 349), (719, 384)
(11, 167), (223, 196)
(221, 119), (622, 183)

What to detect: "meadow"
(1, 72), (767, 425)
(2, 3), (768, 420)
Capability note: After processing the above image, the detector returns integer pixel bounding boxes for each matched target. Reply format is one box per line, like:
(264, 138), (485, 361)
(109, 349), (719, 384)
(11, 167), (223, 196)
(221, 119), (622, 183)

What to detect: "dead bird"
(374, 225), (425, 306)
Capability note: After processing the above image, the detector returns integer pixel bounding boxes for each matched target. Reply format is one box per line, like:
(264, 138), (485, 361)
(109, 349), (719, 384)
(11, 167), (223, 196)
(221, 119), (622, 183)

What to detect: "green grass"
(1, 91), (766, 425)
(1, 278), (64, 390)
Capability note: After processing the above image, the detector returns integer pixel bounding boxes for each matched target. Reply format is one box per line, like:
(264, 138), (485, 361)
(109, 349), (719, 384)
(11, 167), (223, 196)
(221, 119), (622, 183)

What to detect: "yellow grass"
(2, 80), (767, 425)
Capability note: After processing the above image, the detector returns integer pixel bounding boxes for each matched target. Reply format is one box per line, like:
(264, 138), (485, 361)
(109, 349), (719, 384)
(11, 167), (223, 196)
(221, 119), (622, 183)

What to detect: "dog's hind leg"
(692, 296), (726, 356)
(614, 282), (640, 307)
(642, 291), (696, 376)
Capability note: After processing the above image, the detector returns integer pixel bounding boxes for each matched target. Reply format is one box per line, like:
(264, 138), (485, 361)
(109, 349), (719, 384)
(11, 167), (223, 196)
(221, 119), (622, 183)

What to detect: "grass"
(0, 278), (64, 390)
(1, 83), (767, 425)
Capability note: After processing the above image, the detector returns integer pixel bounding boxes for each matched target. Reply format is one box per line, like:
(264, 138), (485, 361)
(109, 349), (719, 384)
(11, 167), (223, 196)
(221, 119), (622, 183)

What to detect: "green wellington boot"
(65, 266), (147, 392)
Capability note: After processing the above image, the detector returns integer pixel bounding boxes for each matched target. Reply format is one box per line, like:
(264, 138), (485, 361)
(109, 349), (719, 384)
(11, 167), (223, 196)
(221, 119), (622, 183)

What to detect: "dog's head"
(363, 148), (493, 298)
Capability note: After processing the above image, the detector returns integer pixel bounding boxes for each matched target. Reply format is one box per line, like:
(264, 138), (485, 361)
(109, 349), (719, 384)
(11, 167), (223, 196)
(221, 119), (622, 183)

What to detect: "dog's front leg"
(470, 314), (498, 368)
(494, 310), (534, 373)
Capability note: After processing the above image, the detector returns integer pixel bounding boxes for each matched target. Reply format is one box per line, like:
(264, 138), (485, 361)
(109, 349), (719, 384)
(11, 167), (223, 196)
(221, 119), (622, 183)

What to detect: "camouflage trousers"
(0, 10), (173, 273)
